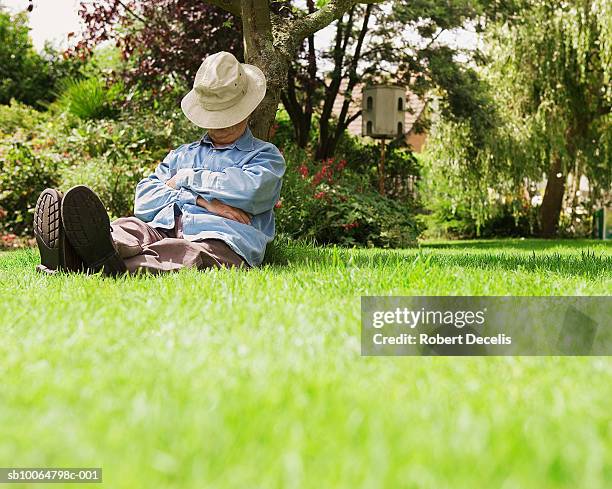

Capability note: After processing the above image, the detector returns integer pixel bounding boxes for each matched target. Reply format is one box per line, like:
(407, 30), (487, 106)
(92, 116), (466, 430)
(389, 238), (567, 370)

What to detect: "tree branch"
(305, 0), (317, 124)
(201, 0), (241, 17)
(283, 64), (302, 121)
(116, 0), (146, 23)
(346, 110), (362, 126)
(332, 4), (372, 149)
(288, 0), (383, 48)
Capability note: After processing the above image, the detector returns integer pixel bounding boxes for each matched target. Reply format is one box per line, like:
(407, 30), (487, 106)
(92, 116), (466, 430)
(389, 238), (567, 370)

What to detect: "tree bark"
(240, 0), (287, 140)
(539, 156), (565, 237)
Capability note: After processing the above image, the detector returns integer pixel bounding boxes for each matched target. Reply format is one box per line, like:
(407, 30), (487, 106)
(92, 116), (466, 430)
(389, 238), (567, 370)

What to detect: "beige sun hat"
(181, 51), (266, 129)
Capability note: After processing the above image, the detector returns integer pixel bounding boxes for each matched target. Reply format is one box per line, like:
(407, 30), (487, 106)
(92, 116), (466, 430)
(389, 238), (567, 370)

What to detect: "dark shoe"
(61, 185), (127, 276)
(34, 188), (83, 274)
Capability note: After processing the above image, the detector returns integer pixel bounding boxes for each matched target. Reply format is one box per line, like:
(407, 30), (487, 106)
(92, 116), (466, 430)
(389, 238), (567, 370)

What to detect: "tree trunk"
(240, 0), (287, 140)
(315, 9), (353, 160)
(298, 0), (317, 147)
(539, 157), (565, 237)
(324, 4), (372, 159)
(281, 63), (313, 148)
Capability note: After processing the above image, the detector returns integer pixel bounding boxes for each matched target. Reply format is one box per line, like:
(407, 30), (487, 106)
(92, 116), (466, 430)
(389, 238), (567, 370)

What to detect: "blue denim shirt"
(133, 127), (285, 266)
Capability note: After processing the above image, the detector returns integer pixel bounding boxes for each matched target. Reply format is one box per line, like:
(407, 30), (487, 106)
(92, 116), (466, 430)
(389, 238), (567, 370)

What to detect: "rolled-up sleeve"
(173, 145), (286, 215)
(134, 148), (197, 222)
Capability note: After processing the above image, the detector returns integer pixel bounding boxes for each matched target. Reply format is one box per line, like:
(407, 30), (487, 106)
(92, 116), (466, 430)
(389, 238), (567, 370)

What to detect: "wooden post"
(378, 138), (386, 195)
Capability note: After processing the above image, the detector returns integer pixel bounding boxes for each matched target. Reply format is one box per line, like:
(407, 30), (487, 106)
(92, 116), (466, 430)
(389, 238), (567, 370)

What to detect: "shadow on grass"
(265, 241), (612, 278)
(420, 238), (609, 251)
(2, 242), (610, 280)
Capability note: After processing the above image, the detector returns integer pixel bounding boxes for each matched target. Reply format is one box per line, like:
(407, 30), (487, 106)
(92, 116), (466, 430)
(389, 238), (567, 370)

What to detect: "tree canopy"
(77, 0), (243, 90)
(424, 0), (611, 236)
(0, 10), (54, 107)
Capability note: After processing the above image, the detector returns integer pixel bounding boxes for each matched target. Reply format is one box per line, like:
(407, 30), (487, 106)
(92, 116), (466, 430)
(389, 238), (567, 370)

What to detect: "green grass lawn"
(0, 239), (611, 488)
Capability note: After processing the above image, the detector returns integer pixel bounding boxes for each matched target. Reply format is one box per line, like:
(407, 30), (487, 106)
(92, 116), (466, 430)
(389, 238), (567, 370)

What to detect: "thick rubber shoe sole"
(34, 188), (83, 274)
(34, 189), (62, 272)
(61, 185), (127, 276)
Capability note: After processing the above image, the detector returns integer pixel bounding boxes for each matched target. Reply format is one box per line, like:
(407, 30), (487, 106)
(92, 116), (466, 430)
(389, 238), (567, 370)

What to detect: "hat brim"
(181, 63), (266, 129)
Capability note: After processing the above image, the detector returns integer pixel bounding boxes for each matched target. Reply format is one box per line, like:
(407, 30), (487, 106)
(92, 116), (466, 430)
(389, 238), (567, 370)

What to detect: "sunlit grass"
(0, 239), (610, 488)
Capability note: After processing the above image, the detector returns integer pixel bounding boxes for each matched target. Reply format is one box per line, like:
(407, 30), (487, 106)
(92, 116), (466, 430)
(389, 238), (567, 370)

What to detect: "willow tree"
(425, 0), (611, 236)
(492, 0), (612, 236)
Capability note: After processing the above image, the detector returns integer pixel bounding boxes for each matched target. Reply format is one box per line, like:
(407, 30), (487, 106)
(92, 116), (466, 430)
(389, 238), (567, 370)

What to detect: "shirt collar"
(200, 126), (255, 152)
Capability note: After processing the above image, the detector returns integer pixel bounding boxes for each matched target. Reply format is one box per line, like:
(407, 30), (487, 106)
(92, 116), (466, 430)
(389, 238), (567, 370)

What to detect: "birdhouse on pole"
(361, 85), (406, 139)
(361, 85), (406, 195)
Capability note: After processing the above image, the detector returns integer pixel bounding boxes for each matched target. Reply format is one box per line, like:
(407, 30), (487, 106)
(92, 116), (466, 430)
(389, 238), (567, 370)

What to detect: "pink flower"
(311, 159), (339, 186)
(274, 200), (282, 209)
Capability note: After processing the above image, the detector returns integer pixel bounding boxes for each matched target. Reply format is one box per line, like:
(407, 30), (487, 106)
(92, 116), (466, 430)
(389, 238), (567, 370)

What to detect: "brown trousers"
(111, 216), (247, 274)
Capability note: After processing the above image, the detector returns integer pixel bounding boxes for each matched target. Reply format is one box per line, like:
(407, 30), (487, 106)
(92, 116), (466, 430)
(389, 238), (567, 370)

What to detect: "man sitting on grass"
(33, 51), (285, 275)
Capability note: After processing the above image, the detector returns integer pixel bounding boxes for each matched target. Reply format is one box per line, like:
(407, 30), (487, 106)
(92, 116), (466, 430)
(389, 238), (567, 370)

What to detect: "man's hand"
(167, 175), (251, 224)
(165, 176), (177, 189)
(196, 197), (252, 225)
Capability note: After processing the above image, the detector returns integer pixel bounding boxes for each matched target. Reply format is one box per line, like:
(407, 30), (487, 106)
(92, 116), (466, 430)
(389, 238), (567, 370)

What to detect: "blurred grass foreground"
(0, 239), (610, 488)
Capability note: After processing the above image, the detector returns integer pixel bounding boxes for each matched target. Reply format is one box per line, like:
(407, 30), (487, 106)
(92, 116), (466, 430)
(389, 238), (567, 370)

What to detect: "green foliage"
(0, 11), (49, 107)
(422, 0), (612, 237)
(0, 11), (80, 108)
(275, 143), (421, 247)
(0, 100), (45, 135)
(57, 110), (200, 218)
(430, 59), (499, 148)
(0, 101), (201, 232)
(420, 122), (534, 237)
(0, 140), (60, 234)
(270, 107), (300, 148)
(491, 0), (612, 197)
(55, 77), (123, 120)
(334, 132), (420, 200)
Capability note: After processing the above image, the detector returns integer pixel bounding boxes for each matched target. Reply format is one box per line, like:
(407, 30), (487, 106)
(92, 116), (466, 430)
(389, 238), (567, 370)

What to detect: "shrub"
(419, 184), (541, 239)
(0, 11), (87, 109)
(0, 141), (61, 234)
(59, 155), (145, 221)
(418, 201), (479, 239)
(334, 131), (420, 197)
(55, 77), (123, 120)
(0, 96), (421, 247)
(0, 11), (54, 108)
(0, 100), (45, 136)
(479, 202), (539, 238)
(0, 101), (202, 233)
(56, 109), (201, 217)
(275, 143), (421, 247)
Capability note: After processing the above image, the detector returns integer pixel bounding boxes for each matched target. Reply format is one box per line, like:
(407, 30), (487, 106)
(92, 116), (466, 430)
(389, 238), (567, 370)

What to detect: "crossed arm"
(165, 175), (252, 224)
(134, 146), (285, 225)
